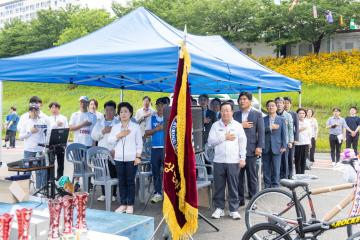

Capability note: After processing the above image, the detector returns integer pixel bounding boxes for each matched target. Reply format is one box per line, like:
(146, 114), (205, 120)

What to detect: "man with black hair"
(91, 100), (119, 202)
(135, 96), (154, 137)
(19, 103), (49, 190)
(274, 97), (293, 179)
(210, 98), (222, 120)
(208, 102), (247, 220)
(284, 97), (299, 178)
(345, 106), (360, 155)
(234, 92), (264, 205)
(198, 94), (217, 145)
(145, 98), (165, 203)
(48, 102), (68, 179)
(17, 96), (47, 132)
(3, 106), (19, 148)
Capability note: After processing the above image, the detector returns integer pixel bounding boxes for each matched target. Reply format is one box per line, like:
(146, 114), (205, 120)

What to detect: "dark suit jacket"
(264, 115), (287, 155)
(203, 108), (217, 144)
(234, 109), (265, 157)
(289, 110), (299, 142)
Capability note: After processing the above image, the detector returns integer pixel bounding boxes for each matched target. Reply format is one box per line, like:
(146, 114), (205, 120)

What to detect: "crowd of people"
(2, 93), (359, 219)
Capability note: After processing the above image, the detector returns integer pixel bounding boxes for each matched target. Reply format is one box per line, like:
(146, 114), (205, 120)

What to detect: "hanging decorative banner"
(325, 10), (334, 23)
(313, 5), (318, 18)
(339, 15), (344, 26)
(274, 0), (281, 6)
(289, 0), (299, 11)
(350, 18), (359, 30)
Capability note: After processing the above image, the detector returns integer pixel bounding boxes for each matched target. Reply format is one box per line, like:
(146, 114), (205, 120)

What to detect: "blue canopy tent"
(0, 7), (301, 97)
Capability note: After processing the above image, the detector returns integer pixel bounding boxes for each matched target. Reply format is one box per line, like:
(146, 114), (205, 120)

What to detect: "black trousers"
(238, 156), (258, 201)
(309, 137), (316, 162)
(101, 162), (117, 196)
(55, 146), (65, 180)
(5, 130), (16, 147)
(346, 134), (359, 155)
(294, 145), (308, 174)
(287, 147), (295, 179)
(329, 134), (342, 163)
(115, 161), (137, 205)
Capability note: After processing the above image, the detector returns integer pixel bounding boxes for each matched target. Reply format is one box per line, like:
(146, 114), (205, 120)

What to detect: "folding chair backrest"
(87, 147), (113, 181)
(65, 143), (88, 174)
(196, 153), (208, 181)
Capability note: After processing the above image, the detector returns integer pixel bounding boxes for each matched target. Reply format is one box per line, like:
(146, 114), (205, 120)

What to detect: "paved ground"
(0, 142), (355, 239)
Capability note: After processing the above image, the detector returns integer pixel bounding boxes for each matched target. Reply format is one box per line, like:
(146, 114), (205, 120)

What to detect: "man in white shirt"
(19, 103), (49, 189)
(208, 102), (247, 220)
(47, 102), (68, 179)
(135, 96), (154, 137)
(69, 96), (97, 147)
(69, 96), (97, 191)
(91, 100), (119, 202)
(17, 96), (48, 132)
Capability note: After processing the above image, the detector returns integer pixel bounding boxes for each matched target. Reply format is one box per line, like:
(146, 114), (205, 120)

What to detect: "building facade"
(236, 30), (360, 58)
(0, 0), (125, 28)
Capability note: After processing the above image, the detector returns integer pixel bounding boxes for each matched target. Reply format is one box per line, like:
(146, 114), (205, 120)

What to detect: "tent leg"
(257, 87), (262, 111)
(120, 89), (124, 102)
(0, 81), (3, 164)
(298, 91), (302, 108)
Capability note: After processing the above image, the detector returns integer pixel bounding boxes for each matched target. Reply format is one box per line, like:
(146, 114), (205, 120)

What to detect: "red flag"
(163, 44), (198, 239)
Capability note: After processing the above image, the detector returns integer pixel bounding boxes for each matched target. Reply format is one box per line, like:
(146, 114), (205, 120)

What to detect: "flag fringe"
(163, 193), (198, 240)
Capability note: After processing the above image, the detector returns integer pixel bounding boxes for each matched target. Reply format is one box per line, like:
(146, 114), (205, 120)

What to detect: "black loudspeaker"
(191, 106), (204, 153)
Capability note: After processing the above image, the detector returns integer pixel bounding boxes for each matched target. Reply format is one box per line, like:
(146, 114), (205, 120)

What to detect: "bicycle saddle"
(280, 179), (308, 190)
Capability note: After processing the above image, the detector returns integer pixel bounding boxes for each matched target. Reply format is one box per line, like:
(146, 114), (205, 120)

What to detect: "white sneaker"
(115, 205), (127, 213)
(332, 162), (336, 167)
(229, 211), (241, 220)
(211, 208), (225, 219)
(112, 196), (116, 202)
(97, 195), (105, 202)
(151, 193), (163, 203)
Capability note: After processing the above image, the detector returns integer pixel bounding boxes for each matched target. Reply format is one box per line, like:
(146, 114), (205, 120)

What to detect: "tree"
(0, 20), (33, 58)
(55, 8), (114, 46)
(112, 0), (262, 43)
(260, 0), (360, 55)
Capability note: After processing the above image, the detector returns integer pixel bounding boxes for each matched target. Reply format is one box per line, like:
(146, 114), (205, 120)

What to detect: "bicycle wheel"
(245, 188), (307, 229)
(347, 224), (360, 239)
(242, 223), (293, 240)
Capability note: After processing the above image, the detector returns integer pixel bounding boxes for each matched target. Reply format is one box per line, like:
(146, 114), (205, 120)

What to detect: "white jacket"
(108, 121), (143, 162)
(19, 115), (49, 152)
(208, 119), (247, 164)
(91, 118), (119, 150)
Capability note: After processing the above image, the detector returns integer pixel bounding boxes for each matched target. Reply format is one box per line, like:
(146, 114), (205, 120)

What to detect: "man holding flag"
(162, 41), (198, 238)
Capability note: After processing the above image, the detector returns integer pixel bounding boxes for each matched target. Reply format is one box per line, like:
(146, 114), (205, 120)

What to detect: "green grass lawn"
(2, 81), (359, 152)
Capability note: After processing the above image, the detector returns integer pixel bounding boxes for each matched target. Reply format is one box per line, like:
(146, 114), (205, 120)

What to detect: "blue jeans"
(151, 148), (164, 195)
(24, 151), (47, 189)
(115, 161), (137, 205)
(262, 152), (281, 188)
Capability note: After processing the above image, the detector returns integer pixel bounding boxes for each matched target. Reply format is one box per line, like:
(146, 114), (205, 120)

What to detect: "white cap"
(79, 96), (89, 102)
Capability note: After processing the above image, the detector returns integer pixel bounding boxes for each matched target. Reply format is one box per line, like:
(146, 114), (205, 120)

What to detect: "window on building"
(240, 48), (252, 55)
(345, 42), (354, 50)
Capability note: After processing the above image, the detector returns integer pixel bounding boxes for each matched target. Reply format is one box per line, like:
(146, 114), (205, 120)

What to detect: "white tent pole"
(257, 87), (262, 111)
(298, 91), (302, 108)
(0, 81), (3, 161)
(120, 89), (124, 102)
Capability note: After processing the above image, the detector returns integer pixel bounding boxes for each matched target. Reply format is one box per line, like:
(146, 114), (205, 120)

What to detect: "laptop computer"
(49, 128), (69, 147)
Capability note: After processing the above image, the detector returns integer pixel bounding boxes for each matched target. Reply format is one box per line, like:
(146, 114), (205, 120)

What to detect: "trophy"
(0, 213), (13, 240)
(62, 195), (75, 236)
(74, 192), (89, 232)
(16, 208), (32, 240)
(48, 198), (63, 239)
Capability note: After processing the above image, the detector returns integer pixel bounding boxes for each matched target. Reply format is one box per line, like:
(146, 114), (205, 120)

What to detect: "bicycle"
(245, 160), (359, 238)
(242, 178), (360, 240)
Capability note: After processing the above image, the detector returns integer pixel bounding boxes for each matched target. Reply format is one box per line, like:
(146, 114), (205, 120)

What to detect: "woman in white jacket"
(108, 102), (142, 214)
